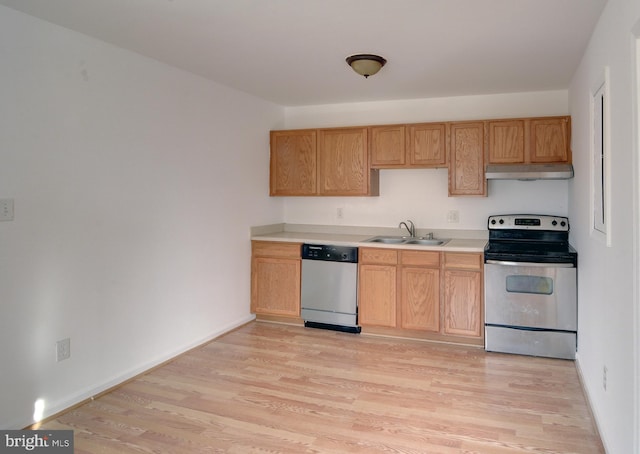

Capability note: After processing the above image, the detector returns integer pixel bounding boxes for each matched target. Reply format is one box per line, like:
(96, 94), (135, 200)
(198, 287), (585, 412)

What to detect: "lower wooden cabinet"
(443, 252), (483, 337)
(358, 248), (398, 327)
(250, 242), (483, 341)
(358, 248), (483, 342)
(251, 241), (301, 318)
(399, 250), (440, 332)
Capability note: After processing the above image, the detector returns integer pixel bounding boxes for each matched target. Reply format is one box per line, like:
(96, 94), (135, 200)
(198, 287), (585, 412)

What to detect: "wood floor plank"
(40, 322), (604, 453)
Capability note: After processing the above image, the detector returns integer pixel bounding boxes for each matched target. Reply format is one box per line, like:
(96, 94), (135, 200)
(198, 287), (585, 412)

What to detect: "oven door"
(484, 261), (577, 331)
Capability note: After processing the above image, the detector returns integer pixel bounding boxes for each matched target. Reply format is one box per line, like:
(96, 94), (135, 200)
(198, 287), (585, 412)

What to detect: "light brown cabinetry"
(270, 128), (379, 196)
(251, 241), (301, 318)
(358, 248), (397, 327)
(359, 248), (482, 343)
(488, 116), (571, 164)
(369, 125), (406, 167)
(318, 127), (378, 195)
(443, 252), (483, 337)
(370, 123), (447, 168)
(271, 115), (570, 198)
(399, 250), (440, 332)
(488, 120), (525, 164)
(407, 123), (448, 167)
(270, 129), (317, 196)
(449, 122), (486, 196)
(529, 117), (571, 163)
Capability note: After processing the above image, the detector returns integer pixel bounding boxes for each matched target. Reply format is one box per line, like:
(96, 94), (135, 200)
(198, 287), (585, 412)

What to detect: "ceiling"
(0, 0), (607, 106)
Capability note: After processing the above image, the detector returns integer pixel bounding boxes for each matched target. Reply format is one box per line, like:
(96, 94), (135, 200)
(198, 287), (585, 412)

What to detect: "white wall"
(0, 6), (284, 428)
(283, 91), (570, 230)
(568, 0), (640, 452)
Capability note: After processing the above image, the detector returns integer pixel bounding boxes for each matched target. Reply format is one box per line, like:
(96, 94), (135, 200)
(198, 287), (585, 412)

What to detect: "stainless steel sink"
(365, 236), (408, 244)
(364, 236), (449, 246)
(403, 238), (448, 246)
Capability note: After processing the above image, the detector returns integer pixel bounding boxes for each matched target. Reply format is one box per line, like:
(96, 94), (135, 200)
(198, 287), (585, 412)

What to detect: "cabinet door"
(251, 257), (301, 317)
(358, 264), (397, 327)
(407, 123), (447, 167)
(400, 266), (440, 331)
(370, 125), (406, 167)
(270, 130), (317, 196)
(318, 128), (374, 195)
(449, 122), (486, 196)
(443, 269), (482, 337)
(488, 120), (525, 164)
(529, 117), (571, 163)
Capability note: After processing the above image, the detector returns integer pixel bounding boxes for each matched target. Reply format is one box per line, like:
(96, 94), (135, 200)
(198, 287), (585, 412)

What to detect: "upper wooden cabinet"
(270, 128), (379, 196)
(270, 129), (317, 196)
(407, 123), (448, 167)
(318, 127), (378, 196)
(449, 122), (486, 196)
(370, 123), (447, 168)
(488, 116), (571, 164)
(530, 117), (571, 163)
(488, 120), (525, 164)
(369, 125), (406, 167)
(271, 115), (570, 198)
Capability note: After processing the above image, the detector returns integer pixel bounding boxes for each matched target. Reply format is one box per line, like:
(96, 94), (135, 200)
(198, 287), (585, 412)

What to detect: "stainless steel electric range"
(484, 214), (578, 360)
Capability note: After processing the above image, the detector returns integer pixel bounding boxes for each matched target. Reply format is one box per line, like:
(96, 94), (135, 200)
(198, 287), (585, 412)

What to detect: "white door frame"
(632, 20), (640, 454)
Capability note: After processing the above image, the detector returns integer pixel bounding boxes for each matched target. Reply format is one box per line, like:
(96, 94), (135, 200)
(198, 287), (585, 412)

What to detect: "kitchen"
(254, 117), (577, 353)
(0, 1), (637, 453)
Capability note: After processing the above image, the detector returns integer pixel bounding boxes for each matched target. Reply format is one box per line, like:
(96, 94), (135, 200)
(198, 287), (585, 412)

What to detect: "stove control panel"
(488, 214), (569, 231)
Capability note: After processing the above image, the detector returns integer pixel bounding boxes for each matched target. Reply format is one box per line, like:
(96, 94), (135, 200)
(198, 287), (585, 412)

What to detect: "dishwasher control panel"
(302, 244), (358, 263)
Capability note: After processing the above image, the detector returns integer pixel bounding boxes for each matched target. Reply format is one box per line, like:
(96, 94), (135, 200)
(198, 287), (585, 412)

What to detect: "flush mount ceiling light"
(346, 54), (387, 78)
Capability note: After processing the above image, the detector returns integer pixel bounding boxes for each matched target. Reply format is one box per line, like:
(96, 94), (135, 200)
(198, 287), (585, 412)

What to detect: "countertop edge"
(250, 228), (487, 253)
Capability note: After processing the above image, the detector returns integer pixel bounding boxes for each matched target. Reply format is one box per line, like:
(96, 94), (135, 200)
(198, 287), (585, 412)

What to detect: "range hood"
(485, 163), (574, 180)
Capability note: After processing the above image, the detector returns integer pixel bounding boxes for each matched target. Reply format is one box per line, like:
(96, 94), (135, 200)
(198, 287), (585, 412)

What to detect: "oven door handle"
(485, 260), (575, 268)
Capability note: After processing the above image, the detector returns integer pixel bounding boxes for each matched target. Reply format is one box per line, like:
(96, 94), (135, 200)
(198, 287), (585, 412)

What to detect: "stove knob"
(552, 220), (558, 226)
(490, 219), (496, 225)
(498, 219), (504, 224)
(561, 221), (567, 227)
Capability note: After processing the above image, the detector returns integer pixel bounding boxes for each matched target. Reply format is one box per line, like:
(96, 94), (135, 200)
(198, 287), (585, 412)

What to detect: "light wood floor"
(41, 322), (604, 453)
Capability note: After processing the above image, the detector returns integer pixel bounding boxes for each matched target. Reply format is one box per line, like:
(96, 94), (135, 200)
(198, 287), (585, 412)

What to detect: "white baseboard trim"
(575, 353), (609, 453)
(22, 314), (256, 429)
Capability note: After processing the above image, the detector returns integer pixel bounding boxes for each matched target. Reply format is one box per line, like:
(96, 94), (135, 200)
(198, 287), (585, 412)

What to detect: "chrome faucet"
(399, 220), (416, 237)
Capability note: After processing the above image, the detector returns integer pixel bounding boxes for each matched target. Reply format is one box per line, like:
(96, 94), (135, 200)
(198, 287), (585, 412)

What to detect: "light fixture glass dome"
(346, 54), (387, 78)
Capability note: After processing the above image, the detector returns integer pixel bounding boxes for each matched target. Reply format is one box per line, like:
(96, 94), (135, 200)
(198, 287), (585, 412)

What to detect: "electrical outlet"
(56, 338), (71, 362)
(0, 199), (14, 221)
(447, 210), (459, 224)
(603, 366), (608, 391)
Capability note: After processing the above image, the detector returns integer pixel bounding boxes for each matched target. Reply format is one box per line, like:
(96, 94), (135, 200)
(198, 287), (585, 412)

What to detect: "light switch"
(0, 199), (14, 221)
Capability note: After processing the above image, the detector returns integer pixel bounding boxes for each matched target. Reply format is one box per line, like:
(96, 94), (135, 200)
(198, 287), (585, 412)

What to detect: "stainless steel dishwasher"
(301, 243), (360, 333)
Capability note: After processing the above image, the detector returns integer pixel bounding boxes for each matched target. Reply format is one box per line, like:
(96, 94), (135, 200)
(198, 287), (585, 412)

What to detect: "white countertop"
(251, 224), (487, 253)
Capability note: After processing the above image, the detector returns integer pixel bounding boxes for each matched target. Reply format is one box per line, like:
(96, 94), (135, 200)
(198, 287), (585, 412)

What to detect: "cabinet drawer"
(252, 241), (301, 258)
(360, 248), (398, 265)
(443, 252), (483, 270)
(400, 250), (440, 267)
